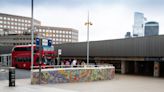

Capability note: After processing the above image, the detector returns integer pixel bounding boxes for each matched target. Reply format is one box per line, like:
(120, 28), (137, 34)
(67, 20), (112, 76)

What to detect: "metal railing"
(33, 64), (113, 69)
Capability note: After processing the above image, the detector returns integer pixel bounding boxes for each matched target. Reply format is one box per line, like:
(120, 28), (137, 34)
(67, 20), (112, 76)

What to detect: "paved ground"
(0, 74), (164, 92)
(45, 74), (164, 92)
(0, 79), (76, 92)
(0, 68), (30, 80)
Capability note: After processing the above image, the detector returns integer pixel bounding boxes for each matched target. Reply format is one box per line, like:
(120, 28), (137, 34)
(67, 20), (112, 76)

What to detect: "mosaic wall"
(31, 67), (115, 84)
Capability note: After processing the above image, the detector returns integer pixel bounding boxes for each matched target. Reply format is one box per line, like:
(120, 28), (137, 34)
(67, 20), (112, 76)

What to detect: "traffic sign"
(36, 37), (52, 47)
(36, 38), (40, 46)
(48, 39), (52, 47)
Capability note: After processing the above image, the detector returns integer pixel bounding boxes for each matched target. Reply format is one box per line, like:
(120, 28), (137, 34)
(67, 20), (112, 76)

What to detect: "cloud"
(0, 0), (164, 41)
(1, 0), (164, 9)
(0, 0), (30, 6)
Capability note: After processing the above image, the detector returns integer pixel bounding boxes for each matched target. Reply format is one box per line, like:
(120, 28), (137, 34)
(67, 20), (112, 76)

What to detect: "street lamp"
(31, 0), (34, 70)
(85, 12), (92, 66)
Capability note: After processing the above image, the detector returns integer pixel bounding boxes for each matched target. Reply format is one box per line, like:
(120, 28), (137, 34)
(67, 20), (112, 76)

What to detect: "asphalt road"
(0, 68), (30, 80)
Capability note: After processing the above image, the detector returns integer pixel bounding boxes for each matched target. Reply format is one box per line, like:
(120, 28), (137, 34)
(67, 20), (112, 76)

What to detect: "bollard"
(9, 67), (15, 87)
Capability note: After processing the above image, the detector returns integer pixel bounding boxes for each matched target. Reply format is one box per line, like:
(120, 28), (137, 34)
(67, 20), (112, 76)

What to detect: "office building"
(35, 26), (78, 44)
(144, 21), (159, 36)
(133, 12), (145, 37)
(0, 13), (78, 46)
(0, 13), (41, 35)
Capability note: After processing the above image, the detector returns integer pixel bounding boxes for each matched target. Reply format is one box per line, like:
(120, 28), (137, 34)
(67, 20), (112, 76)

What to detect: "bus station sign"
(36, 37), (52, 47)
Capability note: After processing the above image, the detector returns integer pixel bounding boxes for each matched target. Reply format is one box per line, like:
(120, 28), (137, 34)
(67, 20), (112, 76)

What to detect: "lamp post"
(31, 0), (34, 71)
(85, 12), (92, 66)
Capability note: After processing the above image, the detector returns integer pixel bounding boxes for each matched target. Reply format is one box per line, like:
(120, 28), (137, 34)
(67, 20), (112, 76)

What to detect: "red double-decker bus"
(11, 45), (56, 69)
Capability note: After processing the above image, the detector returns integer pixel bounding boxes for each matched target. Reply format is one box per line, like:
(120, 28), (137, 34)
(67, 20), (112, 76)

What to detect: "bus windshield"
(43, 46), (54, 51)
(36, 57), (53, 65)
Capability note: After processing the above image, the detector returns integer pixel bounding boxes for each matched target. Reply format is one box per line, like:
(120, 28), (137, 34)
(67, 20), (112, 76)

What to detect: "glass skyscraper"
(144, 21), (159, 36)
(133, 12), (145, 37)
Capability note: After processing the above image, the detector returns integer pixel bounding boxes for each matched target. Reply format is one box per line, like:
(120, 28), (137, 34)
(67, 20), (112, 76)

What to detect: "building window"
(4, 25), (7, 28)
(39, 29), (42, 32)
(28, 20), (31, 23)
(7, 26), (10, 28)
(25, 20), (27, 23)
(4, 21), (6, 24)
(18, 19), (21, 22)
(4, 17), (6, 20)
(18, 23), (21, 26)
(7, 17), (10, 20)
(11, 18), (14, 21)
(7, 22), (10, 25)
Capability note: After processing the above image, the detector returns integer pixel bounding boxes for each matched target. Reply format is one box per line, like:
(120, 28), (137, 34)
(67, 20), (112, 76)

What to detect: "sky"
(0, 0), (164, 42)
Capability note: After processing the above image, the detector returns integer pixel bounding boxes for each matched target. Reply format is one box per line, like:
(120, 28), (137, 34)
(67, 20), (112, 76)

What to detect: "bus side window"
(25, 58), (28, 62)
(36, 57), (39, 64)
(27, 58), (30, 62)
(34, 47), (39, 53)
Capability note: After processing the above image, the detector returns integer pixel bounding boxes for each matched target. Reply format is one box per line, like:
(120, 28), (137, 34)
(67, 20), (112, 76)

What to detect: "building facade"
(0, 33), (36, 46)
(0, 13), (41, 35)
(144, 21), (159, 36)
(133, 12), (146, 37)
(35, 26), (78, 44)
(0, 13), (78, 46)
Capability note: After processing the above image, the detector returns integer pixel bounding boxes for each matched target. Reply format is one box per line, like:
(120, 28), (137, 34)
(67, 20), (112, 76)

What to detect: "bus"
(11, 45), (56, 69)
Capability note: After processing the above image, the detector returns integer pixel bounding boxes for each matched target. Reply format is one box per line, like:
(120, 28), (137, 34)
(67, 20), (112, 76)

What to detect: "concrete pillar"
(121, 61), (126, 74)
(154, 61), (160, 77)
(134, 61), (138, 74)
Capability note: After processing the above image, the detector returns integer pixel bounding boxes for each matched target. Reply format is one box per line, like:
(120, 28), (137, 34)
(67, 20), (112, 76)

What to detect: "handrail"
(33, 64), (114, 69)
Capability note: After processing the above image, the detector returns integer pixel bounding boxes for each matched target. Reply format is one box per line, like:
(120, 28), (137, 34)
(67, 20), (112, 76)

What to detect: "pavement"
(0, 79), (77, 92)
(0, 68), (77, 92)
(0, 68), (31, 80)
(0, 74), (164, 92)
